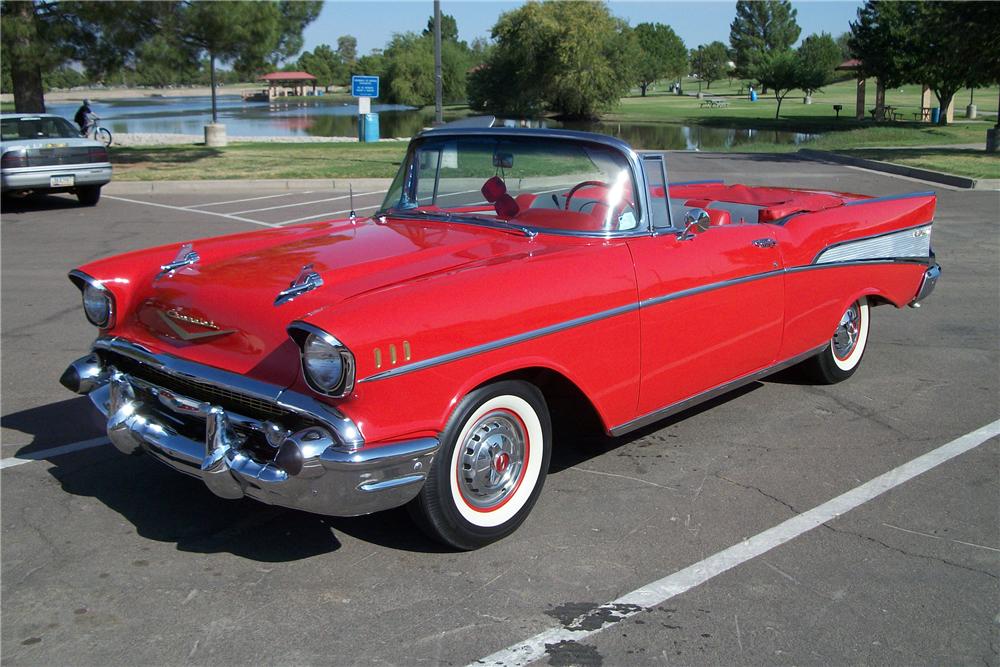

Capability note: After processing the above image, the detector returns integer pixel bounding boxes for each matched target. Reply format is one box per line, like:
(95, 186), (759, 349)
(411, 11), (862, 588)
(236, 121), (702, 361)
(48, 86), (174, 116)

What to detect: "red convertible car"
(61, 125), (939, 549)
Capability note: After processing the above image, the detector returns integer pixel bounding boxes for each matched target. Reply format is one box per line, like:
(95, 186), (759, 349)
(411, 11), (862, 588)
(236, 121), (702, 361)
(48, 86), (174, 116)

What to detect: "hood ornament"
(156, 243), (199, 281)
(157, 308), (236, 341)
(274, 264), (324, 306)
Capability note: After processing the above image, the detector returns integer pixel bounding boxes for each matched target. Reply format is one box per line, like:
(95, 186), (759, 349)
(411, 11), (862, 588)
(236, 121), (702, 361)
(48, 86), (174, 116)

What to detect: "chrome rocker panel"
(62, 343), (438, 517)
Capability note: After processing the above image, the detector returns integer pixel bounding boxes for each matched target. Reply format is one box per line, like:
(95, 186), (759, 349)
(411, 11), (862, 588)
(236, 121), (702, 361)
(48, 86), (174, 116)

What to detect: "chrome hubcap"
(833, 304), (861, 359)
(458, 411), (526, 509)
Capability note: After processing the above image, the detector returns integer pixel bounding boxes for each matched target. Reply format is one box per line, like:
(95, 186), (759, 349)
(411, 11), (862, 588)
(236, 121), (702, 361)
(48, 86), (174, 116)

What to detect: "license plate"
(50, 175), (75, 187)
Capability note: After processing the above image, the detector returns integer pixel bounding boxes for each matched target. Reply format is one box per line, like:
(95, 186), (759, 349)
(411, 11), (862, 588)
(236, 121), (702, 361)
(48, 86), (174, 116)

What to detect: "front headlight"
(82, 283), (112, 327)
(297, 328), (355, 397)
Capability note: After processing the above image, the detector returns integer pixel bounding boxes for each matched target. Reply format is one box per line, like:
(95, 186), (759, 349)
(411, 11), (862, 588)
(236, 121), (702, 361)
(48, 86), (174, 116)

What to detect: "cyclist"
(74, 99), (99, 137)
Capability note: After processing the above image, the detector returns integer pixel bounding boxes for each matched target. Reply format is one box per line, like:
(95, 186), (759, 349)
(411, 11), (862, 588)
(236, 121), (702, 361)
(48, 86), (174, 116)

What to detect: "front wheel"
(803, 297), (870, 384)
(96, 127), (112, 147)
(409, 380), (552, 550)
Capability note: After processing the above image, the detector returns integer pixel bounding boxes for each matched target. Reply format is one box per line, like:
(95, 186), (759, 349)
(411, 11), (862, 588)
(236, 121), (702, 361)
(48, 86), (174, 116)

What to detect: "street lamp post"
(434, 0), (443, 125)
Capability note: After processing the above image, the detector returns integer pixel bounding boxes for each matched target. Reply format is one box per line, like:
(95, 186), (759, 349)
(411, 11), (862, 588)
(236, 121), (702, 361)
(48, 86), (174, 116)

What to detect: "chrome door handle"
(752, 238), (776, 248)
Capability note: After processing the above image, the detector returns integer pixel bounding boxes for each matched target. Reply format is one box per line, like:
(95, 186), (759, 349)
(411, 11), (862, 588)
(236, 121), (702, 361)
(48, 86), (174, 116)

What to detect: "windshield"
(380, 135), (641, 234)
(1, 116), (80, 141)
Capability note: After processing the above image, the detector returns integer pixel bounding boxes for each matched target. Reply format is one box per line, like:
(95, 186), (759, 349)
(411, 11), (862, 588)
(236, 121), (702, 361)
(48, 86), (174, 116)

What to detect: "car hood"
(126, 216), (526, 382)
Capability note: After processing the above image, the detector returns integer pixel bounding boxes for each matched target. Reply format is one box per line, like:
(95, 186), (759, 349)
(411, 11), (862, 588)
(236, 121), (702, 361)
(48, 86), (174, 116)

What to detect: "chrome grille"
(100, 351), (291, 422)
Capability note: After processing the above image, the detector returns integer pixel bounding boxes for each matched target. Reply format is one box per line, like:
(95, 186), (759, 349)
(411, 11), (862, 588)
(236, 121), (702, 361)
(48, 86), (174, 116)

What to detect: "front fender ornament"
(155, 243), (200, 281)
(275, 264), (324, 306)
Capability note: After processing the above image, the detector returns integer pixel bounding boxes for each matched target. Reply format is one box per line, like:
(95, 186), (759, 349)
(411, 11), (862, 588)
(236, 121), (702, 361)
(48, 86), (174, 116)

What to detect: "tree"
(299, 44), (344, 91)
(796, 33), (841, 98)
(0, 1), (169, 112)
(337, 35), (357, 66)
(423, 13), (460, 44)
(729, 0), (800, 82)
(469, 1), (637, 119)
(835, 32), (853, 62)
(689, 41), (729, 90)
(378, 25), (473, 106)
(633, 23), (687, 97)
(850, 1), (999, 125)
(753, 49), (799, 118)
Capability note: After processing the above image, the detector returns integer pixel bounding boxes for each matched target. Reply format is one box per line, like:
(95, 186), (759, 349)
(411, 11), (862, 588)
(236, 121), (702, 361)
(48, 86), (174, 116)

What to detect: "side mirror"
(680, 208), (710, 240)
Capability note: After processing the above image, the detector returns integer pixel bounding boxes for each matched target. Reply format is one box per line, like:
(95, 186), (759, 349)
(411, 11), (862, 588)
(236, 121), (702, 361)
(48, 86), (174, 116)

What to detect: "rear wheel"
(804, 297), (870, 384)
(409, 380), (551, 550)
(96, 127), (112, 147)
(77, 185), (101, 207)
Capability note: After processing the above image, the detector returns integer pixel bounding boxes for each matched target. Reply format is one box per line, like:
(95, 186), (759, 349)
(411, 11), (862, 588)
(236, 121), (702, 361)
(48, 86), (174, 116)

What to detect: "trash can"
(358, 113), (380, 142)
(750, 90), (758, 102)
(930, 107), (940, 124)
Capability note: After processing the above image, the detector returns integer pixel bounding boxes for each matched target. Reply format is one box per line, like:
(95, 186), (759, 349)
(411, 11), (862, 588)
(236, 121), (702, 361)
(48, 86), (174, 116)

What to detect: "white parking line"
(187, 191), (316, 208)
(104, 195), (281, 228)
(229, 190), (387, 215)
(470, 418), (1000, 667)
(275, 204), (380, 226)
(1, 437), (109, 470)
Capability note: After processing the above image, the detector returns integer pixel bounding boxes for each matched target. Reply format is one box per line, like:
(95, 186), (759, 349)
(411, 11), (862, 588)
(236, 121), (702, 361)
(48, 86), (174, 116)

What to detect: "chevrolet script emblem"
(158, 308), (236, 341)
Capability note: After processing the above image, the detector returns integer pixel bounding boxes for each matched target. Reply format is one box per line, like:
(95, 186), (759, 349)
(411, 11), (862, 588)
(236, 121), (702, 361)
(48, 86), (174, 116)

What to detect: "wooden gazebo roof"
(259, 71), (317, 82)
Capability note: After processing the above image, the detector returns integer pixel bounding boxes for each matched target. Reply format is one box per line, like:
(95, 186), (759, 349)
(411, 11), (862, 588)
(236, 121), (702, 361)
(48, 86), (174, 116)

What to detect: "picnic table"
(869, 105), (901, 121)
(700, 98), (729, 108)
(913, 106), (932, 121)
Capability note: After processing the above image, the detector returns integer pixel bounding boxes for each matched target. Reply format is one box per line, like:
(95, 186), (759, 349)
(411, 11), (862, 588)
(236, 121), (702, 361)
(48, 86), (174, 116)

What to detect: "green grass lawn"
(110, 142), (407, 180)
(836, 148), (1000, 180)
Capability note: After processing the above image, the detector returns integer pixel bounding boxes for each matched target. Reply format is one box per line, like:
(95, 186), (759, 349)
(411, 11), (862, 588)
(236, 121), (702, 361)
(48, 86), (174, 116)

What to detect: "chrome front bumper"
(62, 342), (438, 517)
(909, 263), (942, 308)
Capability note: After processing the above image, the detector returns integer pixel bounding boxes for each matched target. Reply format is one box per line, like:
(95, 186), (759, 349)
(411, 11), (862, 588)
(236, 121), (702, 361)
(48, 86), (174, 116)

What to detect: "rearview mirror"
(492, 152), (514, 169)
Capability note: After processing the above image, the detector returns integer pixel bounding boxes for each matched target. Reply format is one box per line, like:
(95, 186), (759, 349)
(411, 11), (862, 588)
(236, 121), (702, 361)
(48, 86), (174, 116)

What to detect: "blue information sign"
(351, 75), (380, 98)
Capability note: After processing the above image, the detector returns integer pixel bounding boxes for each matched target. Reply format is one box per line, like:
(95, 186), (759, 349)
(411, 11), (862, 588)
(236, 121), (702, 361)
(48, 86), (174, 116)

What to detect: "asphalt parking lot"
(2, 153), (998, 666)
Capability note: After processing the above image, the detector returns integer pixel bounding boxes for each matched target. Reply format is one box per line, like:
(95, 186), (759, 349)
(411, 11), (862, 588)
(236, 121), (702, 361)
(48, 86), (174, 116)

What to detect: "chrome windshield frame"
(376, 128), (657, 239)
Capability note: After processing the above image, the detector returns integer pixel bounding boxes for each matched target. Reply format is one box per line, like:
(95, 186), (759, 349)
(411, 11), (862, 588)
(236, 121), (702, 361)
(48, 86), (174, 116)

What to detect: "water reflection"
(43, 96), (817, 149)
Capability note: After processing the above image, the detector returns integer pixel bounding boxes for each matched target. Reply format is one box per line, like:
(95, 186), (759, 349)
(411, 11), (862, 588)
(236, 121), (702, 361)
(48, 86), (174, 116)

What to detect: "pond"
(44, 95), (817, 150)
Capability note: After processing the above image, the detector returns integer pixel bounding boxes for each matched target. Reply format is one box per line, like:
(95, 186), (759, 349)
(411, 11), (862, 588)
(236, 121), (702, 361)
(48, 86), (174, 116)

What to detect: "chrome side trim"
(842, 191), (935, 207)
(814, 224), (932, 264)
(91, 336), (364, 450)
(608, 345), (826, 437)
(360, 258), (928, 384)
(362, 302), (640, 382)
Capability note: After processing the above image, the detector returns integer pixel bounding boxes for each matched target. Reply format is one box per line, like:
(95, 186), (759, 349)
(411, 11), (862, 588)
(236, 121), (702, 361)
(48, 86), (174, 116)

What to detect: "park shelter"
(257, 71), (318, 100)
(835, 59), (945, 123)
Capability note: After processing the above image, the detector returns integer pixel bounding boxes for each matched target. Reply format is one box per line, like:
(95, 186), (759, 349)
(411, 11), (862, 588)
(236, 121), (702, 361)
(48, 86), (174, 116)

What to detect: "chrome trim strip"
(608, 345), (826, 437)
(670, 179), (725, 186)
(360, 258), (930, 384)
(362, 302), (640, 382)
(638, 269), (784, 311)
(842, 191), (935, 207)
(813, 223), (932, 264)
(91, 336), (365, 450)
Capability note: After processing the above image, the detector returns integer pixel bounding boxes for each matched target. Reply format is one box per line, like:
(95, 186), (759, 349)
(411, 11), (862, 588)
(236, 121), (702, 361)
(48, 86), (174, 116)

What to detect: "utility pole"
(434, 0), (443, 125)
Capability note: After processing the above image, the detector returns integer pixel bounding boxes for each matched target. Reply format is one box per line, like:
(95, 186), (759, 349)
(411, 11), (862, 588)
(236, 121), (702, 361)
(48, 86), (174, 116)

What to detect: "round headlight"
(82, 283), (112, 327)
(303, 333), (346, 392)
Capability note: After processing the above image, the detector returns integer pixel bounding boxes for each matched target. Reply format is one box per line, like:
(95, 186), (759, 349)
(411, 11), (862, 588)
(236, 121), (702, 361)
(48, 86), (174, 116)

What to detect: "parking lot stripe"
(275, 204), (381, 226)
(103, 195), (281, 228)
(470, 418), (1000, 667)
(1, 437), (109, 470)
(187, 191), (316, 208)
(228, 190), (388, 215)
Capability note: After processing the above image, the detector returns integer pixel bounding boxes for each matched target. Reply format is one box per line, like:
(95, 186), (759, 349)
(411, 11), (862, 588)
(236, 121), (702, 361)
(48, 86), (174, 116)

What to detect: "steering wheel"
(564, 180), (610, 211)
(563, 180), (638, 231)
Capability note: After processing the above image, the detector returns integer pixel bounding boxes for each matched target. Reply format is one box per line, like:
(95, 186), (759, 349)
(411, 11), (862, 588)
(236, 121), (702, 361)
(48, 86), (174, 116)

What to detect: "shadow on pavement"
(1, 192), (85, 213)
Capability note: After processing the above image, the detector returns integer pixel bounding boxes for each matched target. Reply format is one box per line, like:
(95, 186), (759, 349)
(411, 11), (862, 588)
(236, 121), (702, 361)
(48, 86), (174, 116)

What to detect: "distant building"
(243, 72), (318, 101)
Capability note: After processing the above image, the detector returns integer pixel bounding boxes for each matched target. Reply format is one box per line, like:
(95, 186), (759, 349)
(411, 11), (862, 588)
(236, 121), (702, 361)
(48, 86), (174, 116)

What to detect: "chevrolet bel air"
(61, 125), (940, 549)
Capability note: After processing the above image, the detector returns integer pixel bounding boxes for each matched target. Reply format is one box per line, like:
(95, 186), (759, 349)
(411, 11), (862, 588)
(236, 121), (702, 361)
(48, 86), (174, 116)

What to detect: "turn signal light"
(1, 150), (28, 168)
(87, 146), (108, 163)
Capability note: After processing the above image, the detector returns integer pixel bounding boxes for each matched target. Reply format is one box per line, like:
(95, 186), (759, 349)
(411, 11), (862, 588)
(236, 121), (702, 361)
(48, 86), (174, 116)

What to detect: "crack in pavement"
(715, 474), (801, 515)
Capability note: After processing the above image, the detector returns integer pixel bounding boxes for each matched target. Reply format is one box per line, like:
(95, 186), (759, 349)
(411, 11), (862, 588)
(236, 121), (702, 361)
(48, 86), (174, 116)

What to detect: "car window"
(1, 116), (79, 141)
(382, 135), (640, 235)
(641, 155), (673, 229)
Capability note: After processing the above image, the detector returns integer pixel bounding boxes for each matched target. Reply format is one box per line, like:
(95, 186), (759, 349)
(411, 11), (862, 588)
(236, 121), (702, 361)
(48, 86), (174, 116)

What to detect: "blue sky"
(302, 1), (864, 56)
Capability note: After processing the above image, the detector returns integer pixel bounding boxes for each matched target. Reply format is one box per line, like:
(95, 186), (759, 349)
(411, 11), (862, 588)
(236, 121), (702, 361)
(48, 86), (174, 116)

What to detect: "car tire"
(409, 380), (552, 550)
(804, 297), (870, 384)
(77, 185), (101, 207)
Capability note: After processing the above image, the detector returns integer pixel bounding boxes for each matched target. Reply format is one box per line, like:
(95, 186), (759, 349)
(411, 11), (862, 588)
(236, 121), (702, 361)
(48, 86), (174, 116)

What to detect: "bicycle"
(82, 122), (112, 147)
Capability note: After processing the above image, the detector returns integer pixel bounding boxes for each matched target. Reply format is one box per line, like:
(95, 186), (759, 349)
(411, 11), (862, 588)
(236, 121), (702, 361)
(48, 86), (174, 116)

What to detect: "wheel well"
(474, 367), (606, 438)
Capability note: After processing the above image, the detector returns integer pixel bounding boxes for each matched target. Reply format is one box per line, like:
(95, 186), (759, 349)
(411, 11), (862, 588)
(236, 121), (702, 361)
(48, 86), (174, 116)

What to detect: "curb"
(105, 178), (395, 195)
(796, 149), (996, 190)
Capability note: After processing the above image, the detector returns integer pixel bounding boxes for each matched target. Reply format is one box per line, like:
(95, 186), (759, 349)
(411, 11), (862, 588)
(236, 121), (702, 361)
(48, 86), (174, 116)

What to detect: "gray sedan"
(1, 113), (112, 206)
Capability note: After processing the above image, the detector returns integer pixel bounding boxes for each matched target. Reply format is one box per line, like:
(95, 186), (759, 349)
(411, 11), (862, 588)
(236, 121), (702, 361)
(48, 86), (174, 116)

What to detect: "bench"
(699, 98), (729, 108)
